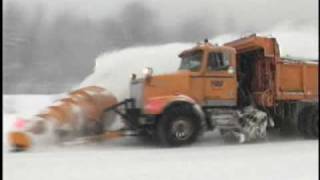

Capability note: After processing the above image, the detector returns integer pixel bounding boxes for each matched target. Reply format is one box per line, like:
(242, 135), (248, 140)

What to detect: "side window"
(208, 52), (230, 71)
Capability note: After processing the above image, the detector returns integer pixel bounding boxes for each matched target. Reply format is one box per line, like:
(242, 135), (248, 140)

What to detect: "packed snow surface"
(3, 95), (319, 180)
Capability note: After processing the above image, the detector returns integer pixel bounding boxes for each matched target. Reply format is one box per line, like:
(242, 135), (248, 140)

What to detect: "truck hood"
(143, 70), (192, 100)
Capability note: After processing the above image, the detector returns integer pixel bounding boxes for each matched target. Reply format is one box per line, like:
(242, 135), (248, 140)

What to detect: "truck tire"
(298, 105), (318, 139)
(156, 104), (201, 147)
(278, 103), (297, 136)
(279, 118), (295, 136)
(311, 107), (319, 138)
(298, 106), (312, 137)
(306, 106), (318, 138)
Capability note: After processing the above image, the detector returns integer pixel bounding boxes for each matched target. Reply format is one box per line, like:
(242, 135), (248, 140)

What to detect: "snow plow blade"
(8, 86), (118, 151)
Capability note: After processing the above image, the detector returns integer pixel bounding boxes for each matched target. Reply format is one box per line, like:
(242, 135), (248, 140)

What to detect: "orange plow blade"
(8, 86), (118, 151)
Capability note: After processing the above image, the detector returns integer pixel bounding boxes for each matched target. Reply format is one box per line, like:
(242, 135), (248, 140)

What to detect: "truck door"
(204, 50), (237, 106)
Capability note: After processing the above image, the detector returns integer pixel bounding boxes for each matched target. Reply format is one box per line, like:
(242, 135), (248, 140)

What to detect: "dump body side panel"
(225, 35), (279, 107)
(276, 61), (318, 101)
(225, 35), (318, 106)
(224, 34), (280, 58)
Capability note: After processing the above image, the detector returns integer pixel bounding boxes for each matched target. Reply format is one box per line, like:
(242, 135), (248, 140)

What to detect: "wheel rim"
(170, 119), (194, 141)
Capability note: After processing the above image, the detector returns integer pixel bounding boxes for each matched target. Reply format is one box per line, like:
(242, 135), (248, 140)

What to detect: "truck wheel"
(298, 105), (318, 139)
(298, 107), (310, 137)
(157, 104), (201, 147)
(297, 109), (305, 136)
(311, 108), (319, 138)
(306, 106), (318, 138)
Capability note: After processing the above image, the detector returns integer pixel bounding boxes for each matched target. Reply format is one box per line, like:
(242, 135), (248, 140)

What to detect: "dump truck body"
(276, 59), (318, 101)
(225, 35), (318, 106)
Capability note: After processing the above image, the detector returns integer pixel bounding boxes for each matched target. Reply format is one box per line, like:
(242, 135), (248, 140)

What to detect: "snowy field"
(3, 95), (319, 180)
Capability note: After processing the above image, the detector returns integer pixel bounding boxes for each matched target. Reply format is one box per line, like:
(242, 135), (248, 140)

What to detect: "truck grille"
(130, 79), (144, 108)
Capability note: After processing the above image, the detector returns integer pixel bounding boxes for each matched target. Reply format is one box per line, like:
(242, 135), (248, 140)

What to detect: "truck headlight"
(142, 67), (153, 78)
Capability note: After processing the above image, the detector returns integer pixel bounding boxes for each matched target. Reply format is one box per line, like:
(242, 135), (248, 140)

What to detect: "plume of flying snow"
(80, 43), (192, 98)
(81, 22), (318, 100)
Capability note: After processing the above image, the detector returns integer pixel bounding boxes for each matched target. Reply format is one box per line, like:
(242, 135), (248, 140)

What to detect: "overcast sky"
(4, 0), (318, 29)
(3, 0), (318, 93)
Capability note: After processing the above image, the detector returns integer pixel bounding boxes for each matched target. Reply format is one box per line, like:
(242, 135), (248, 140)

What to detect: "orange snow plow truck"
(8, 34), (318, 151)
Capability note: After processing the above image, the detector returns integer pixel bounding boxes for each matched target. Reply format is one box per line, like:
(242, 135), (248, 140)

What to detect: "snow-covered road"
(3, 133), (318, 180)
(3, 95), (319, 180)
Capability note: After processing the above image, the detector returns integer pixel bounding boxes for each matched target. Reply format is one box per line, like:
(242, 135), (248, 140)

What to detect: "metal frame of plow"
(103, 98), (141, 130)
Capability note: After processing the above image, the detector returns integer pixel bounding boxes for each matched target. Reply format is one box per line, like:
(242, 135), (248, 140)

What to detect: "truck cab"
(177, 41), (238, 107)
(133, 41), (239, 116)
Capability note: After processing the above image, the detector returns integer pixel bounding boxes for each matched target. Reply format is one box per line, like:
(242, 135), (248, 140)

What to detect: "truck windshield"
(179, 51), (203, 71)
